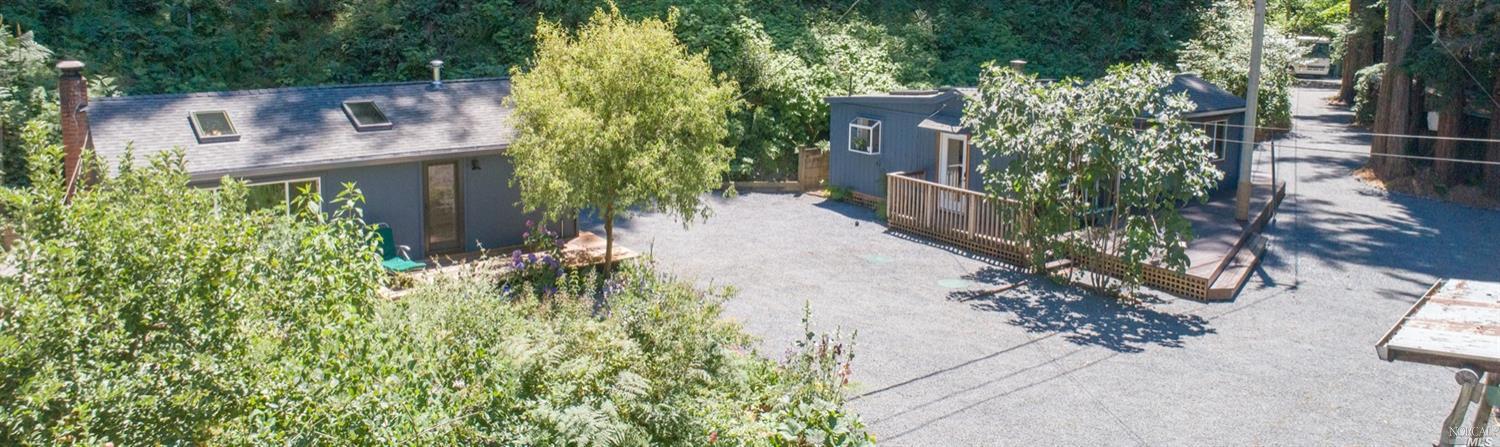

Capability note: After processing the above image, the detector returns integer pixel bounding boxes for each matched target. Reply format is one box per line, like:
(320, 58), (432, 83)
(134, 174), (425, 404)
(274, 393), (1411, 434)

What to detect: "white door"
(938, 133), (967, 212)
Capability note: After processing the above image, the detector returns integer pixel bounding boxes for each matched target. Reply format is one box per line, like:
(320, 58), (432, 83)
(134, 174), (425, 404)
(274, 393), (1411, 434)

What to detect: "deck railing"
(885, 172), (1031, 266)
(883, 171), (1272, 300)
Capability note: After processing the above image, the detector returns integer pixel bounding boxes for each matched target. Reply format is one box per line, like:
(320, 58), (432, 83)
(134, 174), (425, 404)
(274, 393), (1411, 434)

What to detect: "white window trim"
(244, 177), (322, 214)
(1202, 119), (1229, 162)
(848, 118), (881, 155)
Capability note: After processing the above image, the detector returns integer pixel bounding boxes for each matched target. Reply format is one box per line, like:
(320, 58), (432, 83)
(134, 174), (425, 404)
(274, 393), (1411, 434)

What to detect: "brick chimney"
(57, 60), (90, 195)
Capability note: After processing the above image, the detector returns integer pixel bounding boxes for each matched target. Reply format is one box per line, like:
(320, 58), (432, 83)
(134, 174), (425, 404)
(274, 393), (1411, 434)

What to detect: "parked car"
(1293, 36), (1333, 77)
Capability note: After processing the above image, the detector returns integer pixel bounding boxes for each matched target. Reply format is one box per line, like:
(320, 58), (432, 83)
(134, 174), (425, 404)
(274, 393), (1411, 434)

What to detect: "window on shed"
(190, 111), (239, 143)
(343, 100), (392, 130)
(1202, 119), (1229, 161)
(849, 117), (881, 154)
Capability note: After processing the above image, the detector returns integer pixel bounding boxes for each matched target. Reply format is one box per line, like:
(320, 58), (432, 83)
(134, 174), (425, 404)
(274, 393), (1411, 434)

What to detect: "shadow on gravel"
(949, 268), (1217, 353)
(811, 198), (882, 224)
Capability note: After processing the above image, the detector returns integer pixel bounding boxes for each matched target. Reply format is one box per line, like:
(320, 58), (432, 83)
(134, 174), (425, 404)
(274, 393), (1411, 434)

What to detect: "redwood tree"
(1371, 0), (1417, 178)
(1338, 0), (1382, 104)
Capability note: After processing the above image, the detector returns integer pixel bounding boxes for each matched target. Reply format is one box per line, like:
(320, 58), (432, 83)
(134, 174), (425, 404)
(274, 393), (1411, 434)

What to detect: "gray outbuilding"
(825, 73), (1249, 200)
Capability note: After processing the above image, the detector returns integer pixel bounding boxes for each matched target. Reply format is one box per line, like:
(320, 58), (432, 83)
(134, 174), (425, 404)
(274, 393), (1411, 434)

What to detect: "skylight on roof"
(190, 110), (239, 143)
(343, 100), (392, 131)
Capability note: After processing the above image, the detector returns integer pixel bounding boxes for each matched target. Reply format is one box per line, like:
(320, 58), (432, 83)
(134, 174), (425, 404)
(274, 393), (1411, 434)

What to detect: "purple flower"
(525, 219), (534, 228)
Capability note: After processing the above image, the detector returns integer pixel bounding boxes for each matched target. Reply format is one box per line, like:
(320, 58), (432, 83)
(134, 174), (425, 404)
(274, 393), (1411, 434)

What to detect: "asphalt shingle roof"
(1164, 73), (1247, 114)
(830, 73), (1246, 116)
(87, 78), (513, 181)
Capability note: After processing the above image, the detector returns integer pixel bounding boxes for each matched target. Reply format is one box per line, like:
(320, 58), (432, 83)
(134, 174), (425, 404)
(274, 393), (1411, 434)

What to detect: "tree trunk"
(1339, 0), (1380, 104)
(1486, 73), (1500, 195)
(1432, 92), (1463, 184)
(1372, 0), (1416, 178)
(602, 203), (614, 277)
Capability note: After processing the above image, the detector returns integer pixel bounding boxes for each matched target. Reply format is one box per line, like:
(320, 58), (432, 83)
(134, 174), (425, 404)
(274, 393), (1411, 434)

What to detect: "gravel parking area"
(587, 86), (1500, 445)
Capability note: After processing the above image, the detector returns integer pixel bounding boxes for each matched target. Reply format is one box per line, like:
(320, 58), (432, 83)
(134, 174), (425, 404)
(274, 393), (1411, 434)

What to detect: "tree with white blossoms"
(963, 62), (1224, 292)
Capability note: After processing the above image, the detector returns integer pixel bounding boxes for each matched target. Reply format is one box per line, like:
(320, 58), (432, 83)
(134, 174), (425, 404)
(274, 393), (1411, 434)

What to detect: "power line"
(1135, 116), (1500, 147)
(1098, 123), (1500, 167)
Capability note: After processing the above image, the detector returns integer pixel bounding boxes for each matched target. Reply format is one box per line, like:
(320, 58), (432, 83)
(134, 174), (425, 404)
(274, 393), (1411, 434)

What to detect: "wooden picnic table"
(1376, 279), (1500, 446)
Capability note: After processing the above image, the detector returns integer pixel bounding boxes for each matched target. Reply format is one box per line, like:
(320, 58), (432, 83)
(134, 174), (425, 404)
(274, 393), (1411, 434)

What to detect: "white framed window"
(848, 117), (881, 155)
(1201, 119), (1229, 161)
(244, 177), (321, 215)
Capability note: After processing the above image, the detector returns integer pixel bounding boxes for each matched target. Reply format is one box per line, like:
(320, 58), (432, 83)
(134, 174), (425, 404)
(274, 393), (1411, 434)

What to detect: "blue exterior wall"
(1199, 112), (1247, 191)
(827, 95), (961, 198)
(204, 153), (560, 260)
(326, 154), (546, 259)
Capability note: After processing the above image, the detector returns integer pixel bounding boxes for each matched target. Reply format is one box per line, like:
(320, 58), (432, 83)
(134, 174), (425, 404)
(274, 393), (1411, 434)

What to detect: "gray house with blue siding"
(826, 73), (1248, 200)
(78, 67), (572, 260)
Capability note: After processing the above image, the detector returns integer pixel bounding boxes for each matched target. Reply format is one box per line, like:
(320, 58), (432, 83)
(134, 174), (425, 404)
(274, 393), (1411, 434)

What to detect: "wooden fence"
(885, 172), (1031, 266)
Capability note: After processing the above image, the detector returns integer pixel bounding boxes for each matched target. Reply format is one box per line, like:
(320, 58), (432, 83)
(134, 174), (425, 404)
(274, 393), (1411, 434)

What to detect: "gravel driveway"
(587, 85), (1500, 445)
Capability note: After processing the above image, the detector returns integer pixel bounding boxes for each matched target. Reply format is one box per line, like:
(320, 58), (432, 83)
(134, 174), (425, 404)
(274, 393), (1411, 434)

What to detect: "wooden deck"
(382, 231), (640, 297)
(884, 172), (1285, 300)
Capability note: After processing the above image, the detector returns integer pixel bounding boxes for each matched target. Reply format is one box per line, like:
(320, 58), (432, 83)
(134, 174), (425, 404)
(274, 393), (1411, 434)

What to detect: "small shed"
(824, 73), (1248, 200)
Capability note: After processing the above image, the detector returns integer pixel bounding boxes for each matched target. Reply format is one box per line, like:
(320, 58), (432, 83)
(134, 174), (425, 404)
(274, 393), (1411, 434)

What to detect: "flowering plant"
(501, 220), (566, 297)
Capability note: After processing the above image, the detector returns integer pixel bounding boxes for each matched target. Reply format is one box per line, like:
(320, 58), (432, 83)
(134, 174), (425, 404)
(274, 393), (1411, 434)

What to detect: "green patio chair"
(375, 224), (425, 272)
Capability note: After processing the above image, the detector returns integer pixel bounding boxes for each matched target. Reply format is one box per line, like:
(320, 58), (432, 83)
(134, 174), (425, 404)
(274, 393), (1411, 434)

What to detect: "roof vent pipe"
(1009, 59), (1027, 73)
(429, 60), (444, 88)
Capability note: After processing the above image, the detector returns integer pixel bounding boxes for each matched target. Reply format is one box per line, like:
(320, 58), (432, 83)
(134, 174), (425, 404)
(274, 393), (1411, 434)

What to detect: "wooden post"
(966, 192), (977, 241)
(1440, 368), (1482, 447)
(924, 183), (935, 228)
(1471, 372), (1499, 443)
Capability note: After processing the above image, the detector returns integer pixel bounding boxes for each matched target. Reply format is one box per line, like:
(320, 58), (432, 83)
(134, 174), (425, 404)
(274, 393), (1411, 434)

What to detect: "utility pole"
(1236, 0), (1267, 221)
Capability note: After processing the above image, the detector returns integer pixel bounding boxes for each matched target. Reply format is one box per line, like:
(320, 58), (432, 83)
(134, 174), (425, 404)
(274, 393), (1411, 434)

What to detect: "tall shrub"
(964, 63), (1223, 292)
(0, 127), (381, 444)
(1351, 63), (1385, 126)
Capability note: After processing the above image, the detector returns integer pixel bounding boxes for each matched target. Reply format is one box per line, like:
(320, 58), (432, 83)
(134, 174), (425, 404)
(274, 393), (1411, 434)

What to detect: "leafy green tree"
(0, 124), (382, 444)
(964, 63), (1223, 292)
(725, 15), (904, 178)
(0, 122), (872, 446)
(1270, 0), (1349, 36)
(1178, 0), (1302, 131)
(0, 18), (53, 185)
(505, 6), (738, 274)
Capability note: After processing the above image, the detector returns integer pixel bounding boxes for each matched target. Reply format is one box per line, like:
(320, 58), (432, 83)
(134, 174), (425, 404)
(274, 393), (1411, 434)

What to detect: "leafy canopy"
(964, 63), (1224, 290)
(1177, 0), (1302, 131)
(0, 123), (382, 444)
(506, 5), (738, 258)
(0, 123), (871, 445)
